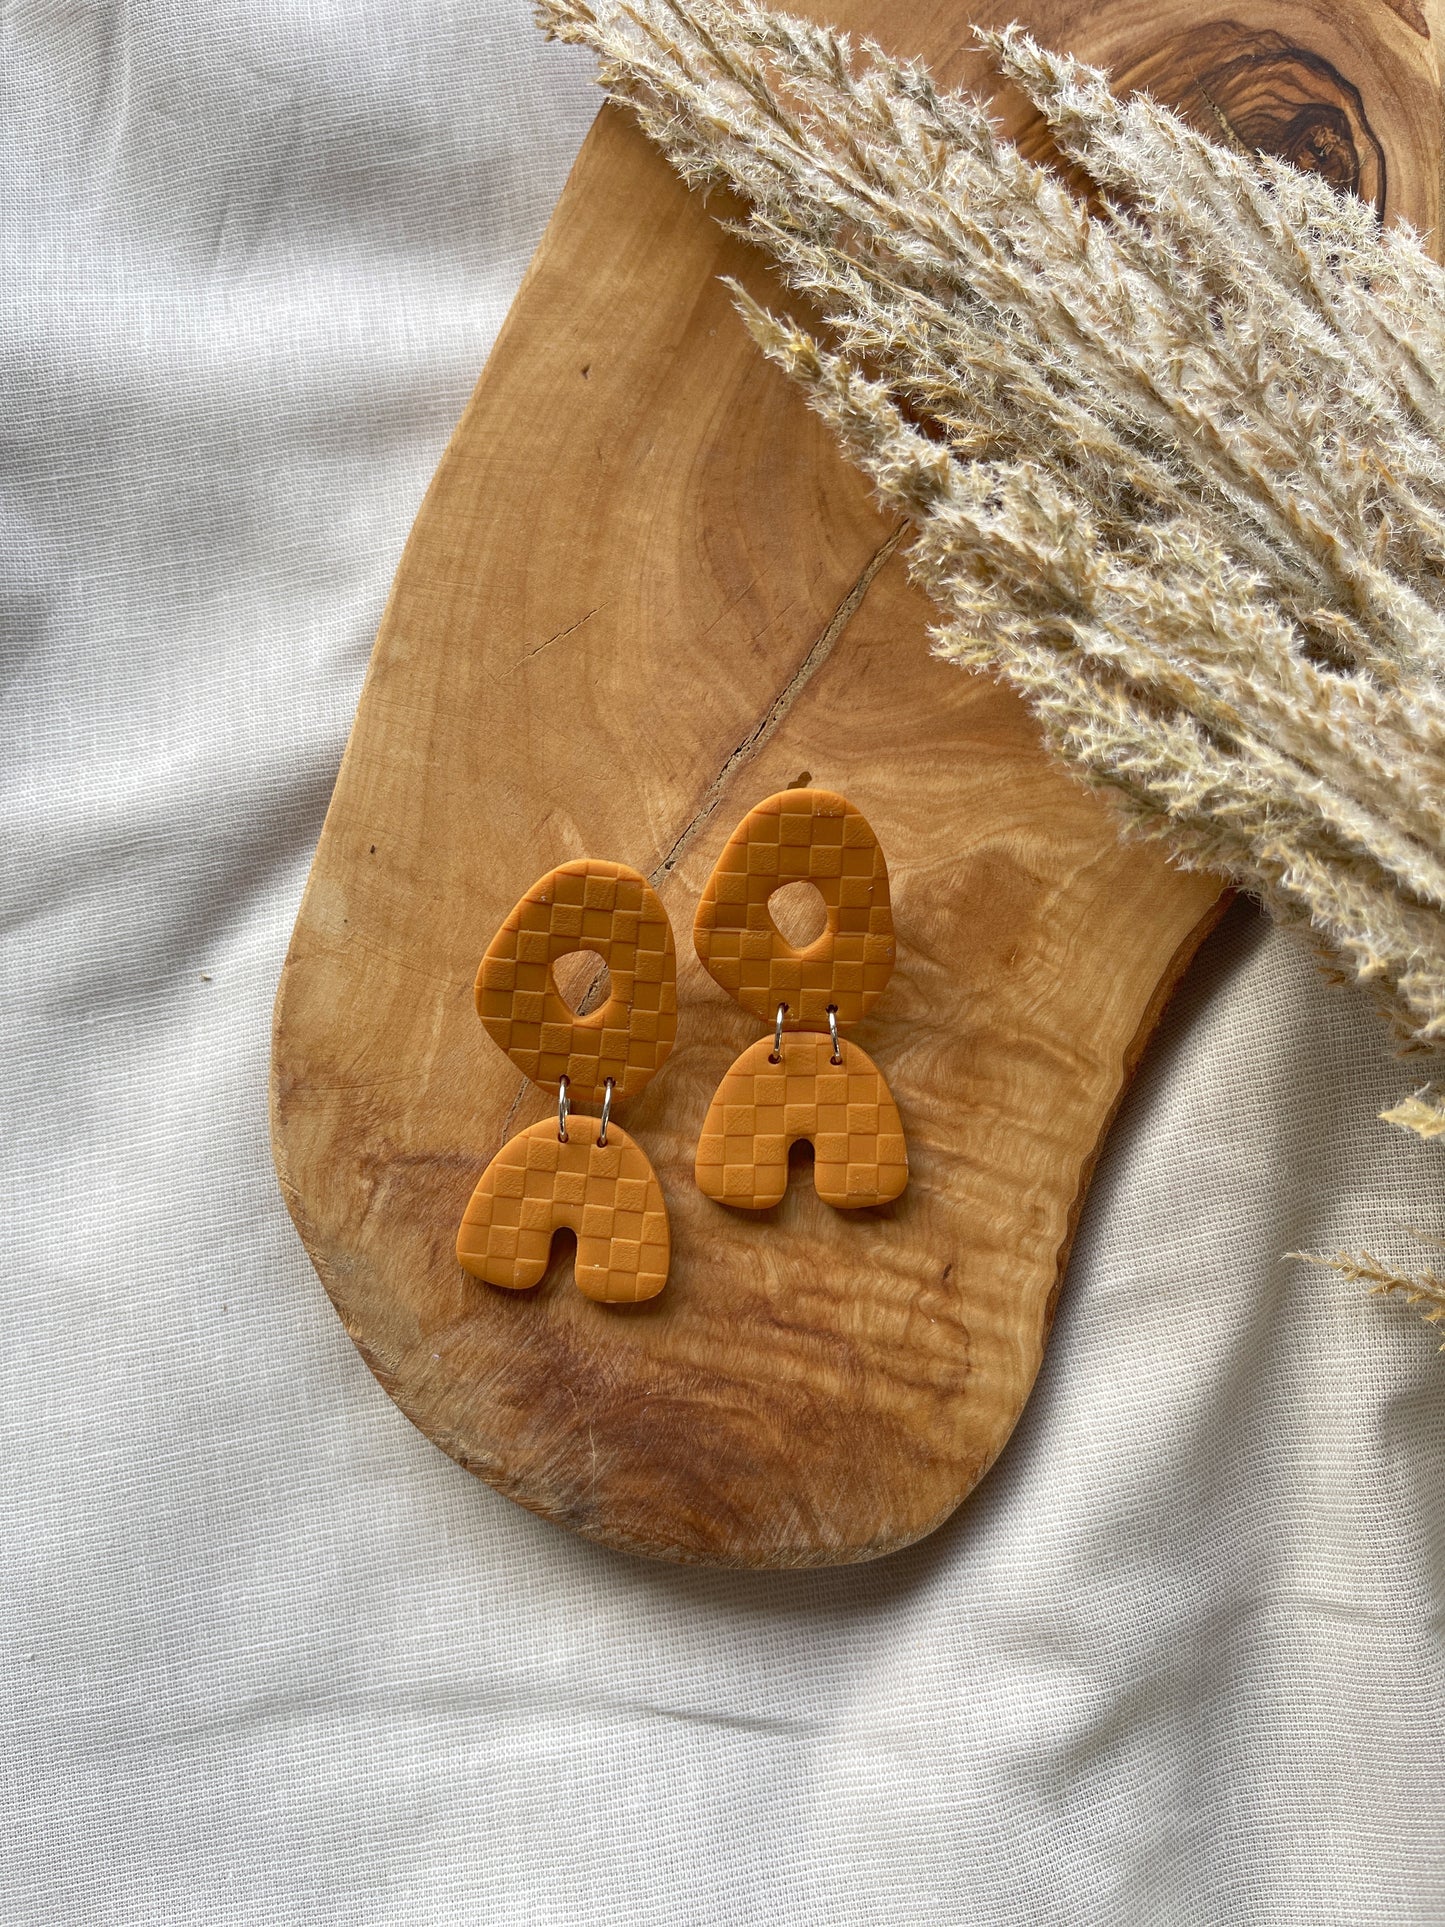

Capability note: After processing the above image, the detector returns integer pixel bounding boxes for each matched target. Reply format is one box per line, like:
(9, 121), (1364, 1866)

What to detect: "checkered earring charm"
(456, 860), (676, 1303)
(692, 790), (908, 1210)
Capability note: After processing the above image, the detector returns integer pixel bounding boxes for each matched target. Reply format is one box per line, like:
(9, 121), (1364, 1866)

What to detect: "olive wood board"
(271, 0), (1441, 1566)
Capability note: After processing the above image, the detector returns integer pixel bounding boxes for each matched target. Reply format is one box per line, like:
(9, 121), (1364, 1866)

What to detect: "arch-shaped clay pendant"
(695, 1033), (908, 1211)
(692, 789), (895, 1030)
(476, 858), (676, 1103)
(457, 1116), (670, 1303)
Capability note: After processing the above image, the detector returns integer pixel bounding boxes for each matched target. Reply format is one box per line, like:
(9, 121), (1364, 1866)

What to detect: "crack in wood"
(648, 521), (906, 890)
(496, 1074), (535, 1153)
(526, 605), (602, 660)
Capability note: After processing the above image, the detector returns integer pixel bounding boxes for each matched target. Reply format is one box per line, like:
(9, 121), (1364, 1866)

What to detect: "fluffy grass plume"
(539, 0), (1445, 1338)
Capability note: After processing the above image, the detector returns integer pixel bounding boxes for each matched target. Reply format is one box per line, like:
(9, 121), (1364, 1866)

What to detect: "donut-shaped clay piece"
(476, 859), (676, 1102)
(692, 789), (895, 1029)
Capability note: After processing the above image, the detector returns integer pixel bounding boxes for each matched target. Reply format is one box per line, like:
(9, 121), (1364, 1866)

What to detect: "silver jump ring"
(769, 1002), (787, 1064)
(557, 1074), (571, 1143)
(598, 1076), (615, 1148)
(827, 1005), (842, 1064)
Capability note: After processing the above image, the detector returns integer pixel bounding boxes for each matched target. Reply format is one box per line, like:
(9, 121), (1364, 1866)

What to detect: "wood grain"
(271, 0), (1440, 1566)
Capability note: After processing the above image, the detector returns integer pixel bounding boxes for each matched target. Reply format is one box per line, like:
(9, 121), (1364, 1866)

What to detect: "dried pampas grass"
(1292, 1250), (1445, 1349)
(538, 0), (1445, 1341)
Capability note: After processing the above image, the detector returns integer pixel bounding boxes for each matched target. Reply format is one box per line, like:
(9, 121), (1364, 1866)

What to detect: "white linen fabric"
(4, 4), (1444, 1921)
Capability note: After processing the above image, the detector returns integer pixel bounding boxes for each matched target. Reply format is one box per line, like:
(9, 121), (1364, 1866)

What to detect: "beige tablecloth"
(4, 2), (1443, 1919)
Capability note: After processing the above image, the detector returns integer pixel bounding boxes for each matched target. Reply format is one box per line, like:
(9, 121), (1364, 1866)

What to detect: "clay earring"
(456, 859), (676, 1302)
(692, 789), (908, 1210)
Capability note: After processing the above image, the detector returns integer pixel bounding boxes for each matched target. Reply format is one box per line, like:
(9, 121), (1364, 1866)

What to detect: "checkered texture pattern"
(475, 859), (677, 1102)
(693, 789), (895, 1028)
(695, 1033), (909, 1210)
(457, 1117), (670, 1303)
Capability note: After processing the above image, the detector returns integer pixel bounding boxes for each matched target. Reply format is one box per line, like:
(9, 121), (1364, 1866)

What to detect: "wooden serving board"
(271, 0), (1440, 1566)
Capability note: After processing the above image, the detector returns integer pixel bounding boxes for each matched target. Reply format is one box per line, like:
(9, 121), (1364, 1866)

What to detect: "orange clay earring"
(456, 859), (676, 1302)
(692, 789), (908, 1210)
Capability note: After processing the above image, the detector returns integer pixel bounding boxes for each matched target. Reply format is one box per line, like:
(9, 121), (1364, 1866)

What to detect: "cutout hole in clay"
(553, 949), (612, 1015)
(768, 879), (828, 949)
